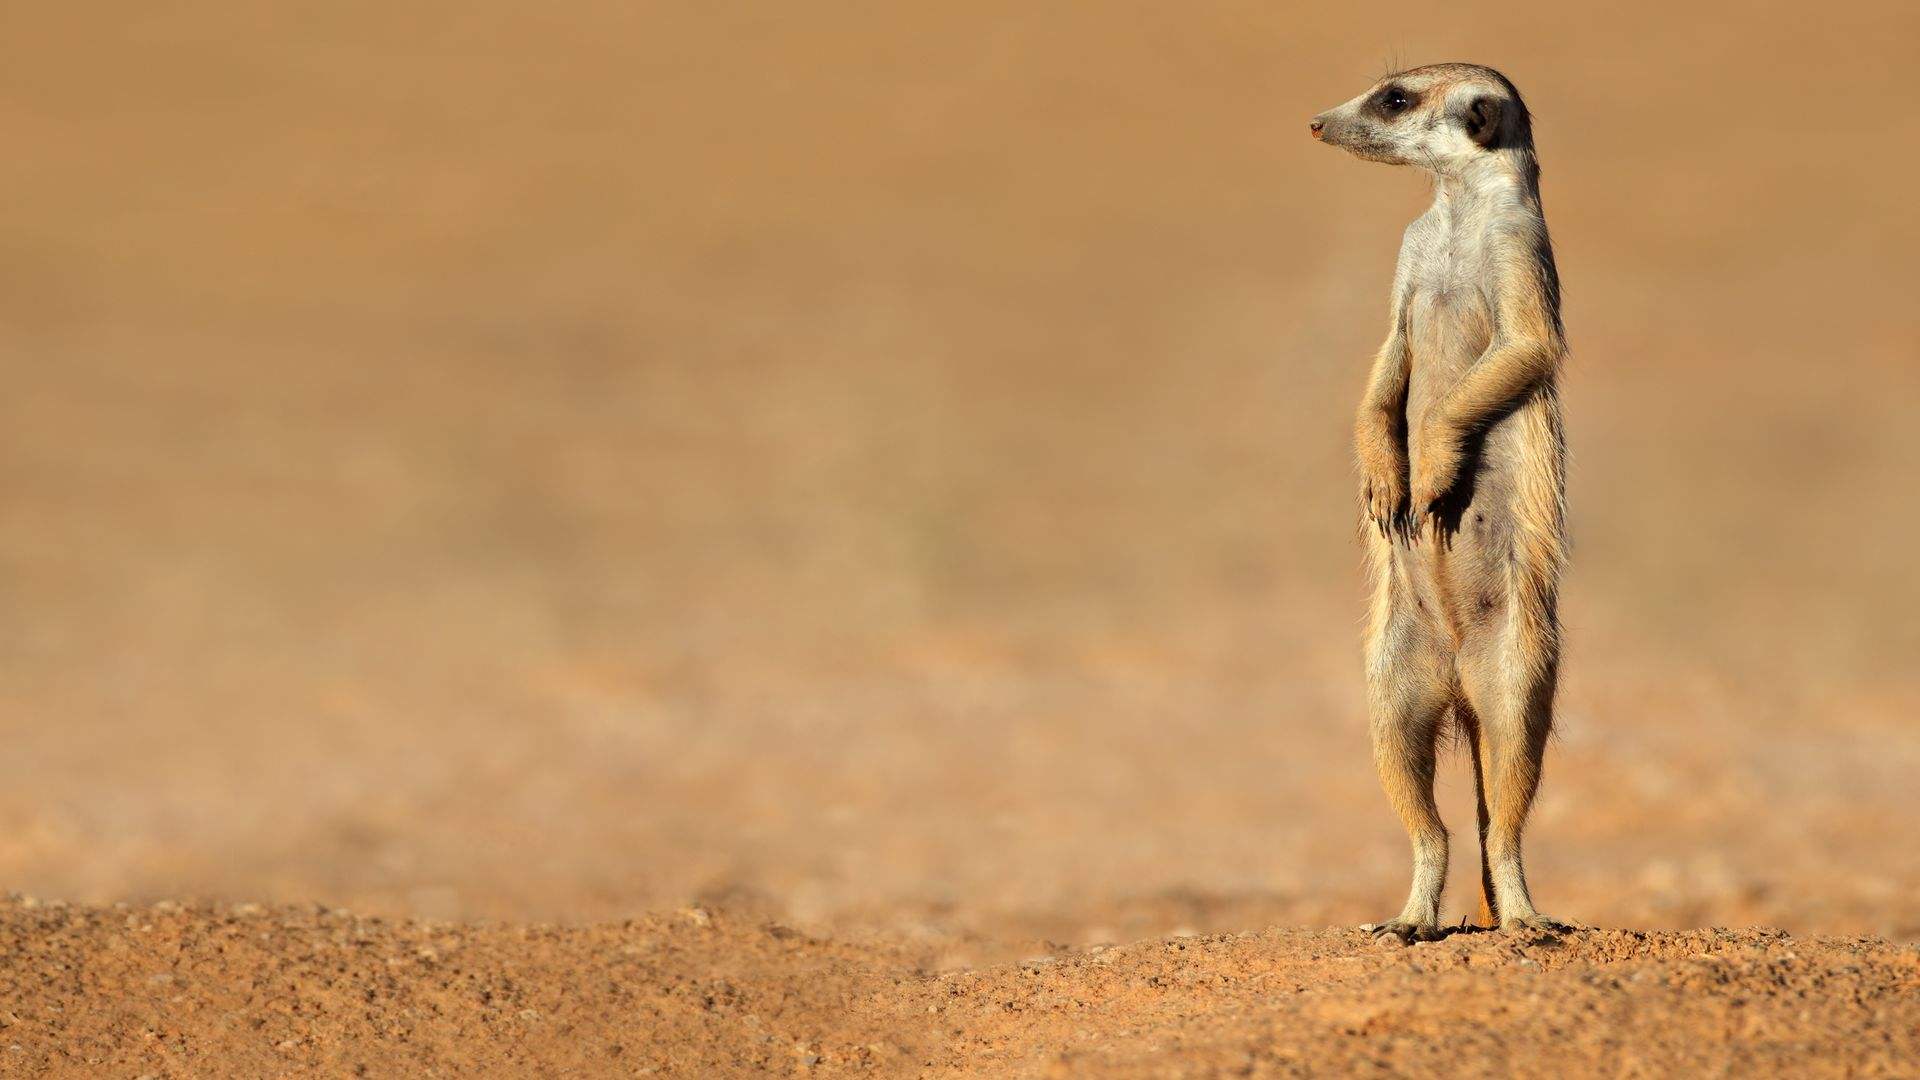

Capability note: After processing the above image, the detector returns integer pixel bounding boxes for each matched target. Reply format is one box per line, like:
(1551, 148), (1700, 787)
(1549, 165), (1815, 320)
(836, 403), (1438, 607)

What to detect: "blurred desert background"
(2, 1), (1919, 1073)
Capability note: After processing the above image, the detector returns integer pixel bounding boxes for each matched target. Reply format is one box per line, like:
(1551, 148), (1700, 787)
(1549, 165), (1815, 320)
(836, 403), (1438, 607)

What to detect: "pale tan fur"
(1314, 64), (1570, 941)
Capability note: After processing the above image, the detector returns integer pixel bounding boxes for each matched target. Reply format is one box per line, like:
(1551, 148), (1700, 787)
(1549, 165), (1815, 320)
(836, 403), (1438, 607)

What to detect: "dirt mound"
(3, 898), (1913, 1077)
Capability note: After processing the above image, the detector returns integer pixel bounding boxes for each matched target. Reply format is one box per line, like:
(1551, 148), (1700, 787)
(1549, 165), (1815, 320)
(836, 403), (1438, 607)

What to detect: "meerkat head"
(1310, 64), (1531, 171)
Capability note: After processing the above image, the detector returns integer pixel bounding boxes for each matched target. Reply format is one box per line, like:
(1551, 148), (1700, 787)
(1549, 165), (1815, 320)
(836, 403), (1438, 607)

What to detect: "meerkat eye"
(1376, 86), (1412, 116)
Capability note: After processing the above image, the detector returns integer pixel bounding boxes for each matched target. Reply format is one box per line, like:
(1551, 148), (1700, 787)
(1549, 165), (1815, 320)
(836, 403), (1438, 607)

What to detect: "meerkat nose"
(1309, 118), (1326, 139)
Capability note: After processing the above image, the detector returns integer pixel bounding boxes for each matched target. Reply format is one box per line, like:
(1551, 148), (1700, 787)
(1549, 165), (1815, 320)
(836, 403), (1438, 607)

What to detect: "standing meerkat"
(1310, 64), (1570, 942)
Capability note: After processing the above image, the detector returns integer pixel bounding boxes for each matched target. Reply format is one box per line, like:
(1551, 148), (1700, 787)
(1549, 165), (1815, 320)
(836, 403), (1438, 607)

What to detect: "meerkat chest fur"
(1401, 176), (1533, 475)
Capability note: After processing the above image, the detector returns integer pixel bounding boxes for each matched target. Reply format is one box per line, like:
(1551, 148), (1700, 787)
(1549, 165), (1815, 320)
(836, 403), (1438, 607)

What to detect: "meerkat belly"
(1398, 286), (1524, 641)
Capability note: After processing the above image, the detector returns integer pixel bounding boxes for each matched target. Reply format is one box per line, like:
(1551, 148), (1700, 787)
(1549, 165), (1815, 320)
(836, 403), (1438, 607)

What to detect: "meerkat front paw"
(1361, 459), (1410, 538)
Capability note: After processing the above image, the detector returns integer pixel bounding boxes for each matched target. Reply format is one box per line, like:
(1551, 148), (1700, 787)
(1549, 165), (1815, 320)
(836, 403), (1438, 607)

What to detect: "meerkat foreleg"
(1356, 294), (1413, 539)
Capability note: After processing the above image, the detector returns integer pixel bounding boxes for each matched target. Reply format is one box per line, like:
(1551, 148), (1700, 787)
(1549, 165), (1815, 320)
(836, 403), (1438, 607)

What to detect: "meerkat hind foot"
(1499, 913), (1577, 935)
(1363, 919), (1449, 944)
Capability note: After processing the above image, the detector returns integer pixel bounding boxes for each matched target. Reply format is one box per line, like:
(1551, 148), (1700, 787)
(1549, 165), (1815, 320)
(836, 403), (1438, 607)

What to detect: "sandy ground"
(5, 898), (1918, 1076)
(3, 1), (1919, 1074)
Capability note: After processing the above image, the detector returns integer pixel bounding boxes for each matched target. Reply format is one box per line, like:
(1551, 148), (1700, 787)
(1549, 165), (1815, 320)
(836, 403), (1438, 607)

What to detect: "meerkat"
(1310, 64), (1570, 942)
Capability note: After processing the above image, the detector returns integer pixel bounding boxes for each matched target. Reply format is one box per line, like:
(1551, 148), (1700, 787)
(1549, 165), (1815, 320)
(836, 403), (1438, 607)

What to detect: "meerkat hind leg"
(1361, 600), (1456, 944)
(1457, 632), (1570, 934)
(1455, 701), (1500, 929)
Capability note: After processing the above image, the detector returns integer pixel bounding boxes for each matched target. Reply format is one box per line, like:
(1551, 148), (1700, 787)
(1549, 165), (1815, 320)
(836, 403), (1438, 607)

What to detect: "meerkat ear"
(1463, 96), (1505, 148)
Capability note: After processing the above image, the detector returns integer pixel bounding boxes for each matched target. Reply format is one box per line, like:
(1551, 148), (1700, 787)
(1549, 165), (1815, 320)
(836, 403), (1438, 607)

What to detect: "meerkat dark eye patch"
(1368, 85), (1419, 120)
